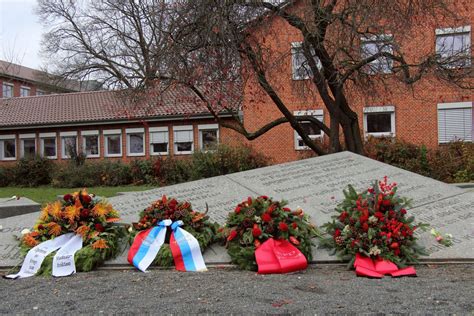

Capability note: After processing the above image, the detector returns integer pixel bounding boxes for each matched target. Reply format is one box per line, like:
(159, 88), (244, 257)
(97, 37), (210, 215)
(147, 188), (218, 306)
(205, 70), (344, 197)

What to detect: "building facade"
(239, 1), (473, 163)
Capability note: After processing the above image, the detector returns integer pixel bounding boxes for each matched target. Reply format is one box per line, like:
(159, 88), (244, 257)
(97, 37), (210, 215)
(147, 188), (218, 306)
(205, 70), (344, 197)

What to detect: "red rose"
(400, 209), (407, 215)
(234, 206), (241, 214)
(252, 225), (262, 237)
(374, 212), (384, 219)
(382, 199), (392, 207)
(278, 222), (288, 232)
(63, 194), (72, 201)
(289, 236), (300, 245)
(362, 222), (369, 232)
(334, 229), (341, 237)
(227, 230), (238, 241)
(292, 222), (298, 229)
(339, 211), (348, 222)
(283, 207), (291, 212)
(267, 205), (276, 214)
(247, 196), (252, 205)
(82, 194), (92, 204)
(259, 195), (269, 200)
(94, 223), (105, 232)
(390, 242), (399, 249)
(81, 209), (90, 218)
(38, 224), (44, 230)
(169, 199), (178, 209)
(261, 213), (272, 222)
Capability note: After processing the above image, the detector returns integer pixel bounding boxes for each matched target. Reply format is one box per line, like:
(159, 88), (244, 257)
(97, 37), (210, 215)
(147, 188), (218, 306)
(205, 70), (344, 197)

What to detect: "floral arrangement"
(19, 190), (125, 275)
(219, 196), (319, 271)
(430, 228), (453, 247)
(321, 177), (428, 267)
(131, 195), (219, 266)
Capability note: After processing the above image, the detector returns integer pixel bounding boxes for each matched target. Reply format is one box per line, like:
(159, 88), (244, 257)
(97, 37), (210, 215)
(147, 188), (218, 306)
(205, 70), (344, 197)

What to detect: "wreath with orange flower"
(130, 195), (219, 266)
(219, 196), (319, 271)
(18, 190), (126, 275)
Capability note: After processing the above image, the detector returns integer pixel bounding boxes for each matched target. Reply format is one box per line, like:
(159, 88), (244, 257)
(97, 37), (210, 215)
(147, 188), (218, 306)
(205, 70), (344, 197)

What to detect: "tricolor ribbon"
(170, 221), (207, 272)
(128, 220), (207, 272)
(5, 233), (83, 279)
(128, 219), (172, 272)
(354, 253), (417, 278)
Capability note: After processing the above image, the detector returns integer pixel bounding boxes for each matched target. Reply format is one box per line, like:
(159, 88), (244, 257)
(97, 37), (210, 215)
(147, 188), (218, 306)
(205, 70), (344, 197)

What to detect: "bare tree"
(37, 0), (473, 155)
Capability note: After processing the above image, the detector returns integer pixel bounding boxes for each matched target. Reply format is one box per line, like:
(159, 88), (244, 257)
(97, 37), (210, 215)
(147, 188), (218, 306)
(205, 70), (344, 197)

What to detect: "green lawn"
(0, 185), (155, 205)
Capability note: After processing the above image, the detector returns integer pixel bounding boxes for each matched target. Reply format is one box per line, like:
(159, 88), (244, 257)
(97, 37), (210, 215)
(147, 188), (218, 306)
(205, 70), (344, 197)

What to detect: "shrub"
(365, 137), (473, 183)
(130, 159), (157, 185)
(52, 161), (132, 187)
(0, 166), (14, 187)
(13, 156), (53, 187)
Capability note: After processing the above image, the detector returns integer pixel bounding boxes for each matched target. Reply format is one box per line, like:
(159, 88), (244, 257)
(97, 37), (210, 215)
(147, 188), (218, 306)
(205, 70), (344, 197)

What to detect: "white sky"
(0, 0), (43, 69)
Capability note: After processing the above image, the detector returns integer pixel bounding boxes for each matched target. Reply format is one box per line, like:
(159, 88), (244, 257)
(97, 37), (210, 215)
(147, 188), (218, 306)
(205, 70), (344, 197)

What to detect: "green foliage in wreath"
(131, 195), (219, 267)
(320, 177), (429, 268)
(219, 196), (319, 271)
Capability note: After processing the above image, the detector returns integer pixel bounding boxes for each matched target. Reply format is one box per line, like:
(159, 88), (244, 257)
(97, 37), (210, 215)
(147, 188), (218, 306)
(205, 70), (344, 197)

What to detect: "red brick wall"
(237, 0), (473, 164)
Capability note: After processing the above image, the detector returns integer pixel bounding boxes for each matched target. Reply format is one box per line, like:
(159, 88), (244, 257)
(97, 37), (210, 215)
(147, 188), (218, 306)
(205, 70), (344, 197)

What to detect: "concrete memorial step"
(0, 151), (472, 268)
(0, 197), (40, 219)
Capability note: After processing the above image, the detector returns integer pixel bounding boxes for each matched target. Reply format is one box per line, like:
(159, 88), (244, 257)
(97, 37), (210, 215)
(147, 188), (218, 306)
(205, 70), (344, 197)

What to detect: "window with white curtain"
(149, 127), (169, 155)
(437, 102), (472, 143)
(173, 126), (194, 154)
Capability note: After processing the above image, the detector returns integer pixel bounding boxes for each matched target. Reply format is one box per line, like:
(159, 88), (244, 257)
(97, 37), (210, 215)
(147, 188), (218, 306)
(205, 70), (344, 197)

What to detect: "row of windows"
(0, 124), (219, 161)
(293, 102), (472, 150)
(1, 83), (45, 98)
(291, 25), (471, 79)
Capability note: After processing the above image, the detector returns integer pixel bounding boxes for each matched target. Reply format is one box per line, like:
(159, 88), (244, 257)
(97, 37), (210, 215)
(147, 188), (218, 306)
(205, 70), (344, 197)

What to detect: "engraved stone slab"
(0, 197), (40, 219)
(0, 151), (473, 268)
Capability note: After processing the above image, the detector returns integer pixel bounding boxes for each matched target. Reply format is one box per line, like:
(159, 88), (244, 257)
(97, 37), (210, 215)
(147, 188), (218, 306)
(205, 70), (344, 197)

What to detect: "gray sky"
(0, 0), (43, 69)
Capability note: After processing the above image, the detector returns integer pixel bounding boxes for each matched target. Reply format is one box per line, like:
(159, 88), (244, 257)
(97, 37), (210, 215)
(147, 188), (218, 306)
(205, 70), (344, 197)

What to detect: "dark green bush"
(52, 161), (132, 187)
(365, 137), (473, 183)
(130, 159), (157, 185)
(0, 166), (14, 187)
(13, 156), (53, 187)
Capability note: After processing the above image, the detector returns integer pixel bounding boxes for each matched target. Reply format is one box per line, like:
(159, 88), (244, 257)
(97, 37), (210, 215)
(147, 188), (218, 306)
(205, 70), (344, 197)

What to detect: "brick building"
(0, 2), (472, 165)
(0, 88), (240, 163)
(0, 60), (100, 98)
(239, 1), (473, 163)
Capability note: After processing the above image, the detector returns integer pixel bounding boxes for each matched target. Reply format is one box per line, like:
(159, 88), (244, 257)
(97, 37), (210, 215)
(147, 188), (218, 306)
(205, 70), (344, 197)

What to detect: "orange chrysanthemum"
(91, 239), (108, 249)
(92, 203), (112, 217)
(39, 209), (49, 221)
(23, 233), (39, 247)
(192, 213), (206, 223)
(75, 225), (90, 237)
(46, 222), (62, 236)
(47, 201), (63, 220)
(89, 231), (100, 239)
(64, 205), (80, 223)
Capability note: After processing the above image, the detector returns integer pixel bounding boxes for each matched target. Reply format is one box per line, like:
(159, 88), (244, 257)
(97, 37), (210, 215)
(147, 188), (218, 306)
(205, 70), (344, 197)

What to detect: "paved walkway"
(1, 264), (472, 314)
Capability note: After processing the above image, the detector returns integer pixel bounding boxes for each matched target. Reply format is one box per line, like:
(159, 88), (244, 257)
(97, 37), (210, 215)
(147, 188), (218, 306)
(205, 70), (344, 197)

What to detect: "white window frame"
(360, 34), (394, 74)
(198, 124), (219, 151)
(60, 131), (78, 159)
(0, 134), (17, 161)
(39, 132), (57, 159)
(173, 125), (194, 155)
(103, 129), (122, 157)
(435, 25), (471, 68)
(20, 86), (30, 97)
(149, 127), (169, 156)
(126, 128), (145, 157)
(19, 133), (36, 158)
(291, 42), (322, 80)
(437, 102), (472, 144)
(293, 110), (324, 150)
(36, 90), (46, 96)
(363, 106), (396, 138)
(81, 130), (100, 158)
(2, 83), (13, 98)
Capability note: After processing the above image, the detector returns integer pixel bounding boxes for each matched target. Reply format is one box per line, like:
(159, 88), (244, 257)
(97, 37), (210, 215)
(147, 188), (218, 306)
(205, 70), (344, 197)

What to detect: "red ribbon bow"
(255, 238), (308, 274)
(354, 253), (417, 278)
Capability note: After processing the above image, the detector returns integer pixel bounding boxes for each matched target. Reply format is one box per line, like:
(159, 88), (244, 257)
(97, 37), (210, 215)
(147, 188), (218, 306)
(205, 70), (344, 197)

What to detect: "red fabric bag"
(255, 238), (308, 274)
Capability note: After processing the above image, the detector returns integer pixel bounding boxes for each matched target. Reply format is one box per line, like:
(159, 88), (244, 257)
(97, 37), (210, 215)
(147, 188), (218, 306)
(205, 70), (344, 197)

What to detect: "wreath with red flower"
(18, 190), (126, 275)
(321, 177), (428, 267)
(219, 196), (319, 271)
(130, 195), (219, 266)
